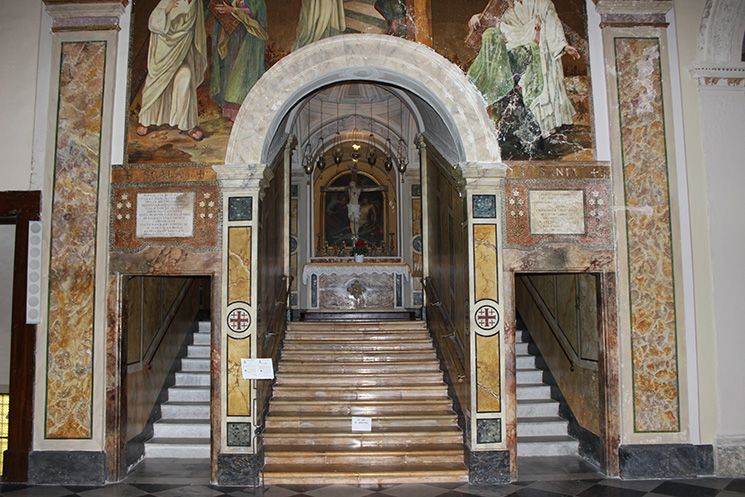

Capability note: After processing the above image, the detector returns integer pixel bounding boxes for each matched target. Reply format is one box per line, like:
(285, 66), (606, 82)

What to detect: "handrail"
(519, 276), (578, 372)
(422, 277), (466, 382)
(143, 279), (194, 367)
(265, 275), (294, 365)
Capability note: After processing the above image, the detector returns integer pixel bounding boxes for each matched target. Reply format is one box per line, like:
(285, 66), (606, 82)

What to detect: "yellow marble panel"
(474, 225), (498, 302)
(227, 336), (251, 417)
(476, 333), (501, 413)
(45, 41), (107, 439)
(228, 227), (252, 304)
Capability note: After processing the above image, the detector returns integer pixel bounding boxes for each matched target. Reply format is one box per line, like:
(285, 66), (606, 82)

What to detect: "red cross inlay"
(228, 308), (251, 332)
(475, 306), (499, 330)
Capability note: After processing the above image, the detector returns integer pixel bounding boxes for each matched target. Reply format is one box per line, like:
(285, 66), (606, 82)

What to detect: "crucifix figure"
(322, 168), (387, 239)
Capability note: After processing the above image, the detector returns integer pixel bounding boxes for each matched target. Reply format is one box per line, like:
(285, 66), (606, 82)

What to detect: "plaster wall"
(671, 0), (717, 445)
(0, 225), (15, 393)
(698, 87), (745, 439)
(0, 0), (42, 191)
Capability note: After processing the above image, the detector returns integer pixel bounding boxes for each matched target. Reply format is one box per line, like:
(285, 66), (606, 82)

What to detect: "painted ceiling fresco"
(126, 0), (593, 164)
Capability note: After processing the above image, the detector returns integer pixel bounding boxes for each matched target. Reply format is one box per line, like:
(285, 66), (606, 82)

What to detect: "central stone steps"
(263, 319), (467, 484)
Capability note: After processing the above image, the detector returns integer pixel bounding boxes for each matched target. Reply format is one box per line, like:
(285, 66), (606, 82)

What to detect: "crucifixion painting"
(321, 168), (387, 245)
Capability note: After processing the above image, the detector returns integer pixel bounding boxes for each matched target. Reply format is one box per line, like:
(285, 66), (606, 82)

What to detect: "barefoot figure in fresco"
(209, 0), (268, 122)
(137, 0), (208, 141)
(466, 0), (580, 154)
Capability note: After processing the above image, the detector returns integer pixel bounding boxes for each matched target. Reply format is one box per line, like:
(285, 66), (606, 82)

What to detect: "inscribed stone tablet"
(136, 192), (195, 238)
(529, 190), (585, 235)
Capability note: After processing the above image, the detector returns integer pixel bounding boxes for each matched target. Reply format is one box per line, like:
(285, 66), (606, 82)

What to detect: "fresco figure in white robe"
(293, 0), (346, 50)
(137, 0), (208, 141)
(467, 0), (580, 138)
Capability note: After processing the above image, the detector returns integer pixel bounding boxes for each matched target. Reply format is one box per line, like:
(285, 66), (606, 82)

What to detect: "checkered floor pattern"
(2, 477), (744, 497)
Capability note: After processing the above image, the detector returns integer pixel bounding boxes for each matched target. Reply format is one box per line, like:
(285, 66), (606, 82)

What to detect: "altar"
(302, 261), (411, 310)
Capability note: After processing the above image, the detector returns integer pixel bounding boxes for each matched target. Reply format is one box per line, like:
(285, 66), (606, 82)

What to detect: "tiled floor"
(2, 458), (744, 497)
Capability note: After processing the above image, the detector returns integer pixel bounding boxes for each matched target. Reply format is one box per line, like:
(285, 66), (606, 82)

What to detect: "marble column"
(213, 163), (273, 485)
(461, 163), (511, 483)
(598, 0), (699, 478)
(30, 0), (124, 485)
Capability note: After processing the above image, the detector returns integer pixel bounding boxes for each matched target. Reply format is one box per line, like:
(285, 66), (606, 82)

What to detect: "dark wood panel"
(0, 190), (41, 482)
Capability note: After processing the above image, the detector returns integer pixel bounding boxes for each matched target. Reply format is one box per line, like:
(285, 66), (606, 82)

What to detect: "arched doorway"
(213, 34), (512, 485)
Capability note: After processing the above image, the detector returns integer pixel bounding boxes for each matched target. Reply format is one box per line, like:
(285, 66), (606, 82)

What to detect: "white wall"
(0, 225), (15, 393)
(0, 0), (42, 191)
(699, 86), (745, 439)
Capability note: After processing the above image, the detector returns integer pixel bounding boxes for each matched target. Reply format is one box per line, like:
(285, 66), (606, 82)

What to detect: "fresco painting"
(126, 0), (592, 164)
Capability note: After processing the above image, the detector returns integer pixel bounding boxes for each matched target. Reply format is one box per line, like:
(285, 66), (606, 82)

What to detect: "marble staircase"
(262, 320), (468, 484)
(516, 328), (579, 457)
(144, 320), (211, 458)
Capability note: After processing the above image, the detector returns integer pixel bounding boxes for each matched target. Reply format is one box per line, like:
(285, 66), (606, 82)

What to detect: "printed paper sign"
(351, 417), (372, 432)
(240, 358), (275, 380)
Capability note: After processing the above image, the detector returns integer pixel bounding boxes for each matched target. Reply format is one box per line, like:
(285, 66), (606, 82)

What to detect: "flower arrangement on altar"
(351, 239), (368, 256)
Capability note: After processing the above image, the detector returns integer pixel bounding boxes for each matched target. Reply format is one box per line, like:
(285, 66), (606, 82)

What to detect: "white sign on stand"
(240, 358), (275, 380)
(351, 416), (372, 432)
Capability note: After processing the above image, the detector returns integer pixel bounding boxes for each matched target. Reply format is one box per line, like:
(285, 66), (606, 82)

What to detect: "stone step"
(517, 399), (560, 418)
(263, 428), (464, 447)
(268, 399), (453, 416)
(181, 357), (210, 372)
(517, 417), (569, 437)
(278, 361), (441, 374)
(516, 342), (530, 355)
(193, 333), (210, 346)
(198, 321), (211, 333)
(265, 414), (458, 431)
(144, 438), (210, 458)
(153, 419), (210, 438)
(187, 344), (210, 358)
(285, 330), (430, 340)
(264, 445), (464, 466)
(160, 401), (210, 420)
(516, 368), (544, 383)
(287, 321), (427, 331)
(280, 351), (438, 362)
(282, 340), (433, 352)
(272, 385), (449, 401)
(516, 355), (536, 369)
(175, 371), (210, 387)
(276, 372), (444, 387)
(262, 463), (468, 485)
(516, 384), (552, 400)
(517, 435), (579, 457)
(168, 386), (210, 402)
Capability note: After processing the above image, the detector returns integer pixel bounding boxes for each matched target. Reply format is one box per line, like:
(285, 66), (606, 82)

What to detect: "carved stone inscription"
(529, 190), (585, 235)
(136, 192), (195, 238)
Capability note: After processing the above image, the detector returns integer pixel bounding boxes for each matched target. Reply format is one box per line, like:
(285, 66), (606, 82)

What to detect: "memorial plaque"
(136, 192), (195, 238)
(529, 190), (585, 235)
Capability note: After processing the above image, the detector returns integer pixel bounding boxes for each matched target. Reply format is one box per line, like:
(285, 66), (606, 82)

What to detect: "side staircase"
(144, 320), (211, 458)
(516, 327), (579, 456)
(262, 320), (468, 484)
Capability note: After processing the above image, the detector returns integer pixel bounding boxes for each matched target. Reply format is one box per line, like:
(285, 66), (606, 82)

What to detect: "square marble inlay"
(411, 184), (422, 197)
(473, 195), (497, 219)
(228, 197), (252, 222)
(227, 422), (252, 447)
(477, 418), (502, 444)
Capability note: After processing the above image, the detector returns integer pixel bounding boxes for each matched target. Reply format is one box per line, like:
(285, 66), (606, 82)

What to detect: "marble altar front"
(302, 261), (411, 310)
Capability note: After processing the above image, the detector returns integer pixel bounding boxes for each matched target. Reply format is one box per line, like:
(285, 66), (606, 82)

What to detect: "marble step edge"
(264, 444), (464, 455)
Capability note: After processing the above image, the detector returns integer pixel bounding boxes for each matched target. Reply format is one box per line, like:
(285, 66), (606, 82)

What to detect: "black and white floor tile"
(2, 458), (743, 497)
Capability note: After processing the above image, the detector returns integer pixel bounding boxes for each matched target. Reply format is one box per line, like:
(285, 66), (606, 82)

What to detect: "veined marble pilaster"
(36, 2), (121, 461)
(462, 164), (508, 458)
(600, 1), (683, 435)
(45, 40), (107, 439)
(215, 164), (267, 457)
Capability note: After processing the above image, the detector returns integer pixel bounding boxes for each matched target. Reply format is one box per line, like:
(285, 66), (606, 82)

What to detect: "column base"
(28, 450), (107, 485)
(216, 453), (262, 487)
(619, 444), (714, 479)
(466, 448), (511, 484)
(715, 437), (745, 477)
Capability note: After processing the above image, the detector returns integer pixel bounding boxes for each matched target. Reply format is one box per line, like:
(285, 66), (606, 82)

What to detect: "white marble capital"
(44, 1), (127, 31)
(213, 164), (271, 192)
